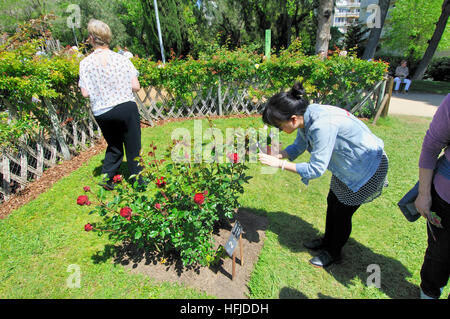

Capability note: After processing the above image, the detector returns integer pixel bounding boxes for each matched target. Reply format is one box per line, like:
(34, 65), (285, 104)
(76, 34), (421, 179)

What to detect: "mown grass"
(1, 114), (447, 299)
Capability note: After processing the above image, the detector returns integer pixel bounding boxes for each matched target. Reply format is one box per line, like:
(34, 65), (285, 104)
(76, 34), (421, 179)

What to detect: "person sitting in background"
(393, 60), (412, 94)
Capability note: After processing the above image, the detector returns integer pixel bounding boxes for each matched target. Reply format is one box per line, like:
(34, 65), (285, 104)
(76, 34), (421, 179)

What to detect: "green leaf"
(149, 231), (158, 238)
(135, 229), (142, 240)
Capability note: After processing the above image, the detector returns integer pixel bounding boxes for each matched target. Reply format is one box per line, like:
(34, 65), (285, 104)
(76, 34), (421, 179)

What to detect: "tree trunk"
(362, 0), (391, 60)
(412, 0), (450, 80)
(315, 0), (334, 55)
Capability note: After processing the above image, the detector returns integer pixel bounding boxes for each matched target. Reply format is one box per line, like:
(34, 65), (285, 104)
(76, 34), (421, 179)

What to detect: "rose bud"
(156, 177), (166, 188)
(120, 207), (132, 220)
(154, 203), (161, 210)
(77, 195), (89, 206)
(83, 186), (91, 192)
(84, 223), (93, 232)
(194, 193), (205, 205)
(113, 175), (122, 183)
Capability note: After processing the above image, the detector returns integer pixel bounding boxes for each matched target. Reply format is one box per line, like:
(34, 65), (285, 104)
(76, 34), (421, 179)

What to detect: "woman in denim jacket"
(259, 83), (388, 268)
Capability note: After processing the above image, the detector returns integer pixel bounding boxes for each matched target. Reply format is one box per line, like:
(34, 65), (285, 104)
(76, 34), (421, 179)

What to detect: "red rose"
(120, 207), (132, 220)
(156, 177), (166, 188)
(84, 223), (93, 232)
(194, 193), (205, 205)
(83, 186), (90, 192)
(77, 195), (89, 206)
(113, 175), (122, 183)
(154, 203), (161, 210)
(227, 153), (239, 163)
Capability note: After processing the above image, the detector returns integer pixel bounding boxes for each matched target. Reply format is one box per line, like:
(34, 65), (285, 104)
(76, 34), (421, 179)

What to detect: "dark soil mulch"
(104, 209), (268, 299)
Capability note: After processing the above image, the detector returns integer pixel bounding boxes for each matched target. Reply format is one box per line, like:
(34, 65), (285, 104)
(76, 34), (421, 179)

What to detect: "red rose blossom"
(194, 193), (205, 205)
(154, 203), (161, 210)
(83, 186), (91, 192)
(77, 195), (90, 206)
(84, 223), (93, 232)
(156, 177), (166, 188)
(228, 153), (239, 163)
(113, 175), (122, 183)
(120, 207), (132, 220)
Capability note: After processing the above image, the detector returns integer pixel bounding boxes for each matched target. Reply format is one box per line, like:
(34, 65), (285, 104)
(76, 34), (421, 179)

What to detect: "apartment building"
(332, 0), (362, 34)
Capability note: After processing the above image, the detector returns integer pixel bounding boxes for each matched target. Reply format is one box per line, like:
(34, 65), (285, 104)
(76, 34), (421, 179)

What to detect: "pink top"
(419, 94), (450, 204)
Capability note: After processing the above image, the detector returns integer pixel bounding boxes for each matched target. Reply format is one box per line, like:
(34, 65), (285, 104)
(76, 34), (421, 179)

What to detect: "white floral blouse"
(79, 49), (139, 116)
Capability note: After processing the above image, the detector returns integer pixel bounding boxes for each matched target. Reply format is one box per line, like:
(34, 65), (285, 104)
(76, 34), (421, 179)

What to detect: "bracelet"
(281, 160), (287, 171)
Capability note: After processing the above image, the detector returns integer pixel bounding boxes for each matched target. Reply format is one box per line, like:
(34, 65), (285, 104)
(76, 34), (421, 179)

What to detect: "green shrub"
(1, 29), (387, 148)
(427, 57), (450, 82)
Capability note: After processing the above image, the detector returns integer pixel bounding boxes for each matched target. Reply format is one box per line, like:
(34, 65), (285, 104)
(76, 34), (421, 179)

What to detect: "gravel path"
(388, 92), (447, 118)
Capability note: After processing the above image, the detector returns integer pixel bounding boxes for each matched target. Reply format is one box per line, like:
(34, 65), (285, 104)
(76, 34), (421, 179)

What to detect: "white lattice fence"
(0, 114), (101, 203)
(134, 80), (272, 124)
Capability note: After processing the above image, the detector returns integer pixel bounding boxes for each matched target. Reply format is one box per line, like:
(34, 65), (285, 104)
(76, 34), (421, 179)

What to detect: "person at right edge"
(415, 93), (450, 299)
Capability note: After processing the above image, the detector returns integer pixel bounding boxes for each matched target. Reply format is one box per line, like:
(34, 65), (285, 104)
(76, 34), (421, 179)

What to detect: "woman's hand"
(414, 193), (432, 220)
(258, 153), (281, 167)
(415, 193), (443, 228)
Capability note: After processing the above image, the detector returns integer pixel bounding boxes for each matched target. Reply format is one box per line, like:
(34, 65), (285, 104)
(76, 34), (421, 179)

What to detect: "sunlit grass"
(1, 114), (446, 299)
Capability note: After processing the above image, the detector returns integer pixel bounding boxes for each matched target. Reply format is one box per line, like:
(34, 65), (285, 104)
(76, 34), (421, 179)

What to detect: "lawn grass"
(409, 80), (450, 95)
(1, 114), (447, 299)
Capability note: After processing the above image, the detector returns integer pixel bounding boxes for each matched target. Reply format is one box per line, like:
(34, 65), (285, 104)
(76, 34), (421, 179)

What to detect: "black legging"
(94, 101), (142, 181)
(322, 189), (360, 259)
(420, 184), (450, 299)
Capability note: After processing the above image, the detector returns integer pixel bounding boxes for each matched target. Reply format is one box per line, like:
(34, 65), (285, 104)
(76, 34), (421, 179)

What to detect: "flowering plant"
(78, 128), (252, 267)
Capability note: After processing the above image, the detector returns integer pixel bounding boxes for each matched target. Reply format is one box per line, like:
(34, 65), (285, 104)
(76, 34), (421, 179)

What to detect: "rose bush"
(78, 133), (252, 267)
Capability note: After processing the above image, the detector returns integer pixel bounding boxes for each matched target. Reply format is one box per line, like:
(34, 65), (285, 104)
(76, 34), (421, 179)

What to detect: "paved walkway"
(387, 92), (447, 118)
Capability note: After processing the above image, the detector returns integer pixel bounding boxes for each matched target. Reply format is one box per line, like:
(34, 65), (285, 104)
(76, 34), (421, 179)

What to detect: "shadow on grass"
(279, 287), (308, 299)
(90, 209), (268, 280)
(92, 161), (130, 179)
(90, 206), (418, 298)
(245, 208), (419, 299)
(91, 242), (203, 276)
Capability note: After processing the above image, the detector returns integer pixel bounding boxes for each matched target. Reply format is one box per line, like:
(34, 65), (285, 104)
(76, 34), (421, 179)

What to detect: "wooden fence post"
(381, 76), (394, 118)
(376, 79), (387, 111)
(1, 155), (11, 201)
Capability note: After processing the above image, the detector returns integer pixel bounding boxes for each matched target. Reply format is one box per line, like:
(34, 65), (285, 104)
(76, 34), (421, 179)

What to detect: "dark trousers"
(94, 101), (142, 180)
(322, 190), (361, 258)
(420, 185), (450, 299)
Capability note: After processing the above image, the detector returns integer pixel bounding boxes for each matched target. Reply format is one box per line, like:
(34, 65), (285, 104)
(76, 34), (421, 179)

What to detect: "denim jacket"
(284, 104), (385, 192)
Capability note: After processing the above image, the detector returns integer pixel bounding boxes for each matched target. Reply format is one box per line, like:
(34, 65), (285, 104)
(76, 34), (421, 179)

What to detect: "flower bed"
(77, 133), (252, 267)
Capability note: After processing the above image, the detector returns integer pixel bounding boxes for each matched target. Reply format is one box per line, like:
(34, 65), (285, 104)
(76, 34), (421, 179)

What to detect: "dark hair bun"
(290, 82), (306, 99)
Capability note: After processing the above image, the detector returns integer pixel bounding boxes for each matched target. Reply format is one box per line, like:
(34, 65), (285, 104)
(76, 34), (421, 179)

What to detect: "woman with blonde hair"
(79, 19), (142, 190)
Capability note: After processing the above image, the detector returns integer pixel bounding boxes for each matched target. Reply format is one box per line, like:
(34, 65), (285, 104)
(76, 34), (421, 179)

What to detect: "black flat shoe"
(98, 179), (115, 191)
(303, 238), (324, 251)
(309, 250), (342, 268)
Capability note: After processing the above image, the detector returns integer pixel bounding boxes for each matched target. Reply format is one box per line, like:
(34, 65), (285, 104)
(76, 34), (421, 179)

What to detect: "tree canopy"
(383, 0), (450, 59)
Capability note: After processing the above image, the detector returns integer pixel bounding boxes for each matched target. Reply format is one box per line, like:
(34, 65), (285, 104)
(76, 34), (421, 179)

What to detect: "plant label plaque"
(224, 220), (244, 280)
(225, 220), (243, 257)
